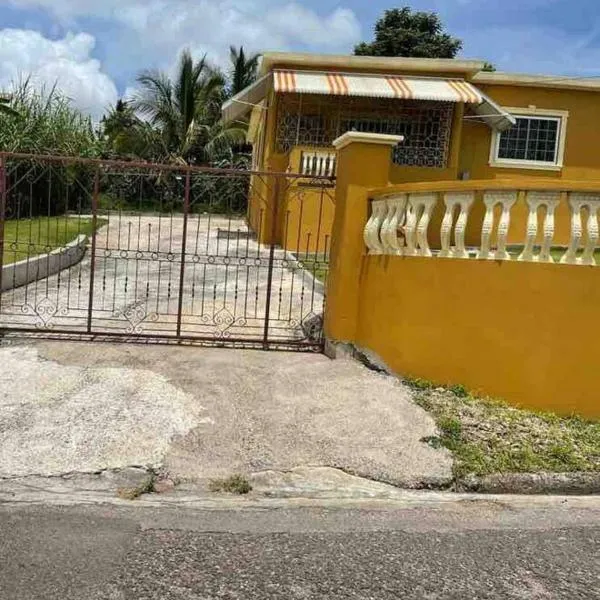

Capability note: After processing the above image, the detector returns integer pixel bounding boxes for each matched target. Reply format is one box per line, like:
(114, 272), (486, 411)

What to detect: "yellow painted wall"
(355, 256), (600, 418)
(324, 138), (600, 418)
(280, 183), (335, 256)
(461, 84), (600, 180)
(251, 75), (600, 253)
(458, 84), (600, 245)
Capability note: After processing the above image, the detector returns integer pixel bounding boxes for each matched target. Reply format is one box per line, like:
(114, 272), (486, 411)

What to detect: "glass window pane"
(497, 116), (560, 164)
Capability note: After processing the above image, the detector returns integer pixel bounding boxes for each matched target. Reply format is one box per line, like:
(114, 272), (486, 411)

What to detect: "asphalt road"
(1, 497), (599, 600)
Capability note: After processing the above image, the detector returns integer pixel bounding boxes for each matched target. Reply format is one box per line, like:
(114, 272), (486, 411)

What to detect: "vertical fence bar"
(0, 155), (6, 305)
(262, 175), (281, 349)
(86, 167), (100, 334)
(176, 169), (191, 338)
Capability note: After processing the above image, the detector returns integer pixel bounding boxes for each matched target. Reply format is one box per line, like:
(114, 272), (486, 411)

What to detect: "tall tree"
(354, 7), (462, 59)
(229, 46), (260, 96)
(101, 100), (166, 159)
(132, 49), (246, 164)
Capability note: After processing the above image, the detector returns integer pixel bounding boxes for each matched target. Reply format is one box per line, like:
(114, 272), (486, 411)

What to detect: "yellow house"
(222, 51), (600, 254)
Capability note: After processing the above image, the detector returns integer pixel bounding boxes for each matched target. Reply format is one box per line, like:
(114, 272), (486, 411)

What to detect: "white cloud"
(0, 28), (118, 118)
(0, 1), (361, 118)
(3, 1), (362, 70)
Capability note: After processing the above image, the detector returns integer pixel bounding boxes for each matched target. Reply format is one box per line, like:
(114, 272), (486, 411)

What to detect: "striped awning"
(222, 69), (515, 131)
(273, 70), (482, 103)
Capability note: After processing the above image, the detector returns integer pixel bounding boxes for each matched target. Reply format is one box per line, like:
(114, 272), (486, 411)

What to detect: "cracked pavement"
(0, 339), (452, 496)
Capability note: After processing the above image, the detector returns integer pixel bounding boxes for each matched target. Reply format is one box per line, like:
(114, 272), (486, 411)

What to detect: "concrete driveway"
(0, 340), (451, 490)
(0, 214), (324, 342)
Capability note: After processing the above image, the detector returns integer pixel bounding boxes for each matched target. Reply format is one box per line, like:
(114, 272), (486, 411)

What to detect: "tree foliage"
(354, 7), (463, 59)
(229, 46), (260, 96)
(128, 49), (248, 164)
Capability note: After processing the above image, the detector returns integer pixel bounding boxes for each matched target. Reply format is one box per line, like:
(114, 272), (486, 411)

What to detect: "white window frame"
(489, 107), (569, 171)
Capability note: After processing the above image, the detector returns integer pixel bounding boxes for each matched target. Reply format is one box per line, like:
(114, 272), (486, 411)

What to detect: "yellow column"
(325, 132), (403, 346)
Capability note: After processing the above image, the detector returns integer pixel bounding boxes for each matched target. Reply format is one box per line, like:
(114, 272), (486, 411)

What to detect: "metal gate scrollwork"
(0, 152), (333, 350)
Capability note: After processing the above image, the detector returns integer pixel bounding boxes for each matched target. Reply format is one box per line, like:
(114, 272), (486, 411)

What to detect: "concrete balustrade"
(324, 133), (600, 417)
(363, 184), (600, 266)
(300, 150), (337, 177)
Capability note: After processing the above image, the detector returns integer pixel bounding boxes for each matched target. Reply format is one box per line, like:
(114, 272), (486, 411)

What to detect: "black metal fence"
(0, 152), (334, 350)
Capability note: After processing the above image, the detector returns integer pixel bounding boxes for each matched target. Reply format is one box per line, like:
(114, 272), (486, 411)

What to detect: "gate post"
(0, 155), (6, 300)
(324, 133), (403, 350)
(86, 167), (100, 334)
(176, 169), (191, 338)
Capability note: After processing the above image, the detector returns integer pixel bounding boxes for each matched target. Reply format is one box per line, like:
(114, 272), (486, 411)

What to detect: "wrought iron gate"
(0, 153), (334, 350)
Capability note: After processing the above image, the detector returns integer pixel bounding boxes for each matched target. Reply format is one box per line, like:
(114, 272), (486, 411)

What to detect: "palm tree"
(0, 95), (20, 119)
(229, 46), (260, 96)
(132, 49), (246, 164)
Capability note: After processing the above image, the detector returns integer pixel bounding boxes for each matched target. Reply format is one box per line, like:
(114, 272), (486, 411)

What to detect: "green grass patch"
(209, 474), (252, 495)
(2, 216), (105, 265)
(408, 379), (600, 479)
(294, 252), (329, 284)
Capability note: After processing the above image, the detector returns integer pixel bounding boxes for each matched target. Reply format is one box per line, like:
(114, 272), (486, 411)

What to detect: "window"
(275, 94), (454, 168)
(490, 108), (568, 170)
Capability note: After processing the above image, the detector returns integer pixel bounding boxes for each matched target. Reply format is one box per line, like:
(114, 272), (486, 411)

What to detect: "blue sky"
(0, 0), (599, 117)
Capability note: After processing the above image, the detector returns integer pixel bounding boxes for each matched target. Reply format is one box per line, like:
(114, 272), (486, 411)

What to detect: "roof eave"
(259, 52), (486, 78)
(474, 71), (600, 92)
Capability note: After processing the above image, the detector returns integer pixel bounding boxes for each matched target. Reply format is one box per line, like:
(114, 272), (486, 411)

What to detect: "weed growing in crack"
(117, 470), (157, 500)
(209, 474), (252, 495)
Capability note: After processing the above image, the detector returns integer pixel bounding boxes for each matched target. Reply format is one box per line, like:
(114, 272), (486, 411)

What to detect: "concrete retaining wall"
(1, 234), (88, 292)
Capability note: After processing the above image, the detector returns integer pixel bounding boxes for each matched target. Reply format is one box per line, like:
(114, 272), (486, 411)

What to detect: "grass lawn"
(2, 216), (103, 265)
(296, 253), (329, 284)
(407, 379), (600, 480)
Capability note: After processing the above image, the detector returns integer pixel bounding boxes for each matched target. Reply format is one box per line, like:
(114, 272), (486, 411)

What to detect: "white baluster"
(439, 192), (474, 259)
(301, 153), (310, 175)
(478, 200), (494, 260)
(566, 194), (600, 266)
(518, 192), (560, 262)
(380, 195), (407, 255)
(476, 191), (517, 260)
(495, 192), (517, 260)
(364, 199), (386, 255)
(379, 200), (395, 255)
(363, 203), (376, 252)
(583, 202), (600, 266)
(439, 198), (455, 259)
(453, 193), (475, 259)
(519, 199), (539, 262)
(404, 203), (419, 257)
(328, 154), (337, 177)
(538, 193), (560, 263)
(561, 194), (583, 265)
(409, 193), (437, 257)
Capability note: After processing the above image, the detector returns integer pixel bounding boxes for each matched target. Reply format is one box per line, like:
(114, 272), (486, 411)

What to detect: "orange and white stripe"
(326, 73), (349, 95)
(274, 70), (297, 93)
(386, 77), (413, 99)
(448, 80), (481, 103)
(273, 70), (483, 105)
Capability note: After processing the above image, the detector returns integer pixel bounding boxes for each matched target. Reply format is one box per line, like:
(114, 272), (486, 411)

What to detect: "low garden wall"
(356, 257), (599, 418)
(324, 131), (600, 419)
(1, 234), (88, 292)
